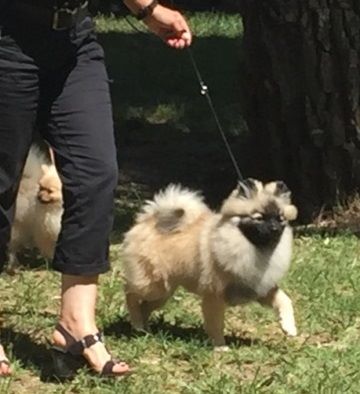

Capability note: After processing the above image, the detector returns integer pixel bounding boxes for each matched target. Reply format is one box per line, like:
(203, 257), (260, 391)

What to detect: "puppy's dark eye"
(251, 212), (263, 220)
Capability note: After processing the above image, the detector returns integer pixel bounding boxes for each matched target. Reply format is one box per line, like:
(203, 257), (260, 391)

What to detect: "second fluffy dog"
(122, 179), (298, 347)
(7, 145), (63, 272)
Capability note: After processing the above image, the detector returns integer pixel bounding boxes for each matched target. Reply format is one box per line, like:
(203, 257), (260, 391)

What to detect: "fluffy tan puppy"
(7, 145), (63, 272)
(122, 179), (298, 347)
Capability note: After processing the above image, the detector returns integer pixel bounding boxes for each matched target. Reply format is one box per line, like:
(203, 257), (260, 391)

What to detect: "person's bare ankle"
(53, 320), (98, 346)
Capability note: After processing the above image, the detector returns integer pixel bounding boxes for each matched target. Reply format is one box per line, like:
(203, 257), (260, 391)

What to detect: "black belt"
(5, 0), (89, 30)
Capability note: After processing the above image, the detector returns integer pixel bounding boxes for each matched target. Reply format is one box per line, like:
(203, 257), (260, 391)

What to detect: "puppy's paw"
(214, 345), (230, 352)
(280, 319), (297, 337)
(275, 289), (297, 337)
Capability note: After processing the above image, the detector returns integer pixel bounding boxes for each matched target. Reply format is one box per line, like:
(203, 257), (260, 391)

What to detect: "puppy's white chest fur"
(212, 222), (293, 298)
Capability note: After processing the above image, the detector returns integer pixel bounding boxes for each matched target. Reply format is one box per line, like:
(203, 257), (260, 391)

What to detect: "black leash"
(122, 12), (244, 181)
(186, 47), (243, 181)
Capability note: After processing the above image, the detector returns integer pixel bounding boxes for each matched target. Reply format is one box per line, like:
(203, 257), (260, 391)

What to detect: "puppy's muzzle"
(38, 189), (60, 204)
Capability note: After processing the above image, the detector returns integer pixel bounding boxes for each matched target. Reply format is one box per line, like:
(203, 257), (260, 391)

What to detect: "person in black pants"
(0, 0), (191, 378)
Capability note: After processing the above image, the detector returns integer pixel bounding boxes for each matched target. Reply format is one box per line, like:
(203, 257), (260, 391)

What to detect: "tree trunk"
(238, 0), (360, 219)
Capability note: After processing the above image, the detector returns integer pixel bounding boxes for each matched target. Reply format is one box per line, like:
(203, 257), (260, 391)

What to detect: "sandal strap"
(68, 332), (102, 356)
(55, 323), (103, 356)
(101, 359), (131, 377)
(101, 359), (116, 376)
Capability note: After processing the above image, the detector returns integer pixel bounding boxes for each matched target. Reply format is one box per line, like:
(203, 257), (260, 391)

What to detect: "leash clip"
(200, 82), (208, 96)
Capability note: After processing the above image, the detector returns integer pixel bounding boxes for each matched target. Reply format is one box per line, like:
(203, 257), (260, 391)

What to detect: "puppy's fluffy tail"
(136, 184), (211, 233)
(22, 145), (49, 182)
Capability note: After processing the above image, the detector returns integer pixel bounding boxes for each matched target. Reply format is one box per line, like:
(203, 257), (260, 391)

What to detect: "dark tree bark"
(238, 0), (360, 219)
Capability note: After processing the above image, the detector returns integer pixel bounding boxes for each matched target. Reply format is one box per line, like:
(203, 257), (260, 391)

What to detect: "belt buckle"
(52, 1), (88, 31)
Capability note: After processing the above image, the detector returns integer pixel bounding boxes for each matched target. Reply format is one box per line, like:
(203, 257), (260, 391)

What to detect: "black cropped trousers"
(0, 17), (118, 275)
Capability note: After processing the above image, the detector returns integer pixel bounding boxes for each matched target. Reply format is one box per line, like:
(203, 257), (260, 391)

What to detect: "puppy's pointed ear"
(266, 181), (291, 202)
(235, 178), (260, 199)
(274, 181), (290, 196)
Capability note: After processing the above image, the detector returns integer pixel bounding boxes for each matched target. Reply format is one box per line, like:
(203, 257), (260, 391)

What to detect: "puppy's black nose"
(270, 219), (282, 232)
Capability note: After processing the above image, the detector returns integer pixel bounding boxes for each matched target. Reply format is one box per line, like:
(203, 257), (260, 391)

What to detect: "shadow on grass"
(100, 33), (243, 120)
(0, 327), (55, 382)
(14, 252), (49, 271)
(109, 120), (256, 243)
(1, 252), (49, 276)
(110, 120), (257, 243)
(104, 315), (258, 348)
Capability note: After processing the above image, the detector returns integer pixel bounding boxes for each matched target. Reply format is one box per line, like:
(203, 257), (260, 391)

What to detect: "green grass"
(95, 13), (243, 37)
(0, 234), (359, 393)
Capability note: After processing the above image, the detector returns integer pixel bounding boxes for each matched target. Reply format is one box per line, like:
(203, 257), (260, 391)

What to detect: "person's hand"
(143, 4), (192, 49)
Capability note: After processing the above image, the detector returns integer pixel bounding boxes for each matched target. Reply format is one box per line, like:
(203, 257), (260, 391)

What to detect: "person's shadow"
(0, 327), (55, 382)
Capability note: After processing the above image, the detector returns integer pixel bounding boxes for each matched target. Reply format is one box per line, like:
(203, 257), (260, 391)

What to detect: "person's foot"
(0, 345), (11, 377)
(52, 324), (130, 376)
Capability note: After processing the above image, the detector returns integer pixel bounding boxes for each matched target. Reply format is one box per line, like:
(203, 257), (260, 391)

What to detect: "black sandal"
(49, 323), (130, 379)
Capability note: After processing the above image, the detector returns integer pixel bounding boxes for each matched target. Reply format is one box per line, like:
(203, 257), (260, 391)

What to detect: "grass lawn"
(0, 233), (359, 393)
(0, 11), (360, 394)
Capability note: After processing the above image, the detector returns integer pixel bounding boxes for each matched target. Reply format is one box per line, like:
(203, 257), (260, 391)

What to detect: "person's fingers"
(182, 31), (192, 45)
(165, 29), (192, 48)
(165, 37), (185, 48)
(173, 40), (184, 49)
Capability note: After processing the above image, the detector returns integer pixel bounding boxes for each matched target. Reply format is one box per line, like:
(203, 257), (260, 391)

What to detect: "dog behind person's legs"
(7, 144), (63, 274)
